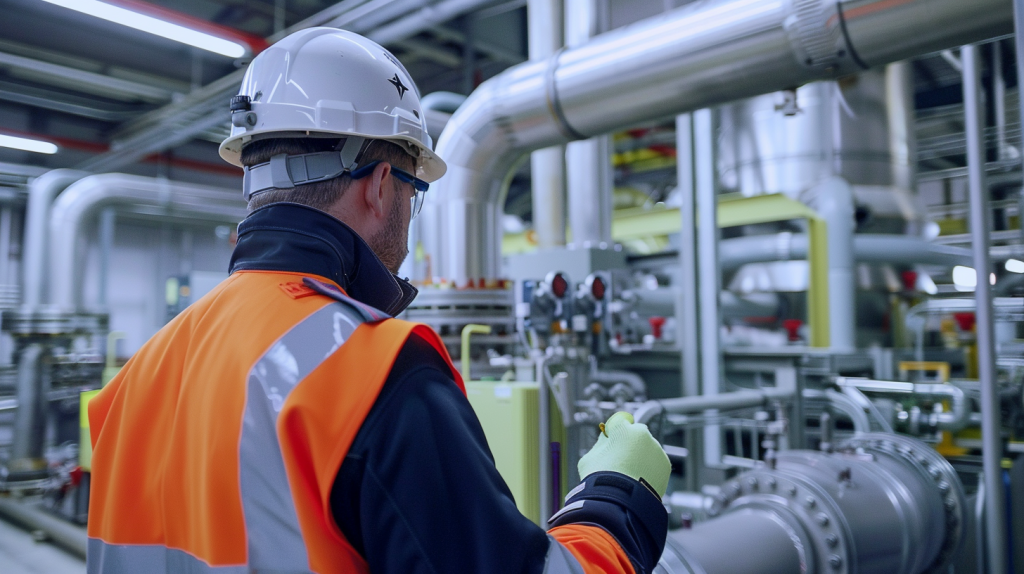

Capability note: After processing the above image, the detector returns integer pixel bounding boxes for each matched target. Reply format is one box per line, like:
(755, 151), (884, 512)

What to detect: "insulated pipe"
(0, 497), (88, 559)
(528, 0), (567, 252)
(718, 233), (974, 272)
(811, 177), (856, 349)
(426, 0), (1012, 284)
(23, 169), (86, 309)
(962, 43), (1008, 574)
(421, 91), (467, 114)
(49, 174), (247, 312)
(619, 288), (780, 321)
(565, 0), (612, 248)
(10, 343), (44, 471)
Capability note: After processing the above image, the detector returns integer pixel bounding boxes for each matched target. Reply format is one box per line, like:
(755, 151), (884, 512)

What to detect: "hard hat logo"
(218, 27), (447, 183)
(388, 74), (409, 100)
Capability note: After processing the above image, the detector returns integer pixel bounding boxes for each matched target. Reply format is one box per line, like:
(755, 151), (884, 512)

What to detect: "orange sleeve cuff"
(549, 523), (636, 574)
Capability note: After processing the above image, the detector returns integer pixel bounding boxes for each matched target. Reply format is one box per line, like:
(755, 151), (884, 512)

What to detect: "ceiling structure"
(0, 0), (528, 185)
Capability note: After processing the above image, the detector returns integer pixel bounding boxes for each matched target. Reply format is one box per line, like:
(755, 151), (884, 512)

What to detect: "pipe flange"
(4, 308), (76, 335)
(717, 468), (852, 574)
(840, 433), (966, 573)
(784, 0), (861, 75)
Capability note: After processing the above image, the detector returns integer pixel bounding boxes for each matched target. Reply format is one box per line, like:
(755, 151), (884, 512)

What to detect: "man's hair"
(240, 137), (414, 212)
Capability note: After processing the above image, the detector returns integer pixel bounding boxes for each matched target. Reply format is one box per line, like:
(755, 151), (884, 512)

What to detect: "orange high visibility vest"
(87, 270), (463, 573)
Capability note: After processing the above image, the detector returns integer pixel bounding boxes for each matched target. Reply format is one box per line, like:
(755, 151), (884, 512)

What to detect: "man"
(87, 28), (670, 574)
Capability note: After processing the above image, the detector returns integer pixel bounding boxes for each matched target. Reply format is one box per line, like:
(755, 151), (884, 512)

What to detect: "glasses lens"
(411, 190), (424, 219)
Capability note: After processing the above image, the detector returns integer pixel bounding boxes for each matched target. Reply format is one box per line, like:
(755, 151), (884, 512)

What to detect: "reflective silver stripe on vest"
(87, 301), (365, 574)
(239, 302), (364, 571)
(87, 539), (248, 574)
(543, 536), (586, 574)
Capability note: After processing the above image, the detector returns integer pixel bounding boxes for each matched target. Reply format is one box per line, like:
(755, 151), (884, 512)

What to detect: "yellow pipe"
(461, 324), (492, 381)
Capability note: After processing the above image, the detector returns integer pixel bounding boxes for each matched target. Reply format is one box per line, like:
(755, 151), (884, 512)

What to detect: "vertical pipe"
(885, 61), (918, 192)
(565, 0), (612, 248)
(695, 109), (722, 466)
(994, 40), (1009, 161)
(536, 355), (552, 523)
(963, 43), (1008, 574)
(0, 207), (12, 287)
(528, 0), (566, 249)
(11, 343), (44, 467)
(676, 114), (700, 398)
(98, 208), (115, 308)
(815, 176), (856, 350)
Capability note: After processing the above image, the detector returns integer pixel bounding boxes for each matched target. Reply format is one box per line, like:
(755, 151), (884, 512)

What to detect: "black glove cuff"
(548, 471), (668, 574)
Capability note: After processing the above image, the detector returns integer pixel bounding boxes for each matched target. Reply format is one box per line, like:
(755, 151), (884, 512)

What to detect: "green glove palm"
(577, 411), (671, 498)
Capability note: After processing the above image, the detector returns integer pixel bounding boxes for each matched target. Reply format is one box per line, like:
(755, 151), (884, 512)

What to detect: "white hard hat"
(219, 27), (446, 183)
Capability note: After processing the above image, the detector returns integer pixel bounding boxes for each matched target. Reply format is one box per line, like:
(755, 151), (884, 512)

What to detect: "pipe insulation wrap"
(657, 433), (966, 574)
(49, 174), (247, 312)
(425, 0), (1011, 284)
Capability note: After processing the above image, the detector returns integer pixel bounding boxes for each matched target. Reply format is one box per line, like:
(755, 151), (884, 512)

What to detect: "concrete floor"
(0, 517), (85, 574)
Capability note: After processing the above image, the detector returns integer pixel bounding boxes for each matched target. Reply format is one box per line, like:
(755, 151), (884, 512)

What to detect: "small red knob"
(953, 312), (976, 332)
(783, 319), (803, 342)
(648, 316), (667, 339)
(901, 270), (918, 292)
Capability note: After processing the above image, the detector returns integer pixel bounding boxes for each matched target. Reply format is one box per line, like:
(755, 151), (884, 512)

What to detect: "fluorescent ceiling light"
(0, 134), (58, 155)
(38, 0), (247, 58)
(1006, 259), (1024, 274)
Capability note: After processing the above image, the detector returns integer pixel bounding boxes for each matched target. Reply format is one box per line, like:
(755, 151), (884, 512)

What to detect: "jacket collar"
(229, 202), (418, 316)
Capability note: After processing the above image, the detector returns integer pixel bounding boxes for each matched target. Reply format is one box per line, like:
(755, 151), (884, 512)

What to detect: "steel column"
(962, 42), (1008, 574)
(675, 114), (700, 398)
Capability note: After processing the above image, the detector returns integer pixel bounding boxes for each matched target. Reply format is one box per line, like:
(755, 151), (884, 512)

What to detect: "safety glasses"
(350, 161), (429, 219)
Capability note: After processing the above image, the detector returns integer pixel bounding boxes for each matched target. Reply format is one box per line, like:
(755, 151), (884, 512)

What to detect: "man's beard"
(368, 190), (409, 274)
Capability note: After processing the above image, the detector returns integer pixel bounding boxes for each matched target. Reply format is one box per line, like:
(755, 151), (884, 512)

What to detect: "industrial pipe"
(22, 170), (86, 309)
(813, 177), (856, 350)
(425, 0), (1012, 284)
(634, 386), (793, 425)
(48, 174), (247, 312)
(962, 42), (1007, 574)
(836, 377), (969, 433)
(9, 343), (44, 475)
(718, 232), (974, 272)
(657, 433), (966, 574)
(619, 288), (780, 321)
(0, 497), (88, 559)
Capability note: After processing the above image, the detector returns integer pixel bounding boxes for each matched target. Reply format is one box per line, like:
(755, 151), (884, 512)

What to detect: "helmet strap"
(242, 136), (367, 201)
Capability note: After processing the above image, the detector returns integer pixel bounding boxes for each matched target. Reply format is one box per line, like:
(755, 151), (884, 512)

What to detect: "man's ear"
(363, 162), (392, 219)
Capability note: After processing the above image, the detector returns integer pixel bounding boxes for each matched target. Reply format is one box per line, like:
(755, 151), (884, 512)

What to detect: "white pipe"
(426, 0), (1011, 284)
(565, 0), (612, 248)
(962, 43), (1006, 574)
(634, 387), (793, 425)
(813, 176), (856, 350)
(836, 378), (969, 433)
(10, 343), (44, 466)
(718, 233), (973, 272)
(589, 365), (646, 400)
(23, 169), (86, 309)
(0, 498), (88, 558)
(48, 174), (247, 312)
(528, 0), (566, 251)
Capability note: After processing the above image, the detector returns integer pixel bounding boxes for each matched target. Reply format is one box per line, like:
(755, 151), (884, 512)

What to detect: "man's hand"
(577, 412), (671, 498)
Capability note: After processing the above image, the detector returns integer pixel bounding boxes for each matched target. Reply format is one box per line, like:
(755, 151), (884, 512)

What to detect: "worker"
(86, 28), (670, 574)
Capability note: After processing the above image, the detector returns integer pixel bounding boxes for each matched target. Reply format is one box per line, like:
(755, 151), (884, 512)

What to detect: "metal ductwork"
(657, 433), (966, 574)
(48, 174), (247, 312)
(424, 0), (1012, 285)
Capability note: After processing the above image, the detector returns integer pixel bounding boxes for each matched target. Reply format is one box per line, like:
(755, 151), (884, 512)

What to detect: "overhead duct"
(48, 174), (247, 313)
(425, 0), (1012, 285)
(22, 169), (87, 310)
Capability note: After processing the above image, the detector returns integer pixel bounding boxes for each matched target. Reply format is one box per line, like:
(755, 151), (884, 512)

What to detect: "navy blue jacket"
(230, 203), (667, 574)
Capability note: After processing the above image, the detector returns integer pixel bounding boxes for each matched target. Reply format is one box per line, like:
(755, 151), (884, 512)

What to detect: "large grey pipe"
(49, 174), (247, 312)
(657, 433), (966, 574)
(23, 169), (86, 309)
(10, 343), (44, 472)
(426, 0), (1012, 284)
(718, 233), (974, 271)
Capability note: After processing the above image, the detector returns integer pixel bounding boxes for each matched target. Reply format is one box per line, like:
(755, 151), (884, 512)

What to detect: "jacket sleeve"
(330, 334), (666, 574)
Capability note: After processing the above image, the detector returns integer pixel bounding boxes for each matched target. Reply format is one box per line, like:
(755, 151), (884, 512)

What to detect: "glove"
(577, 411), (671, 498)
